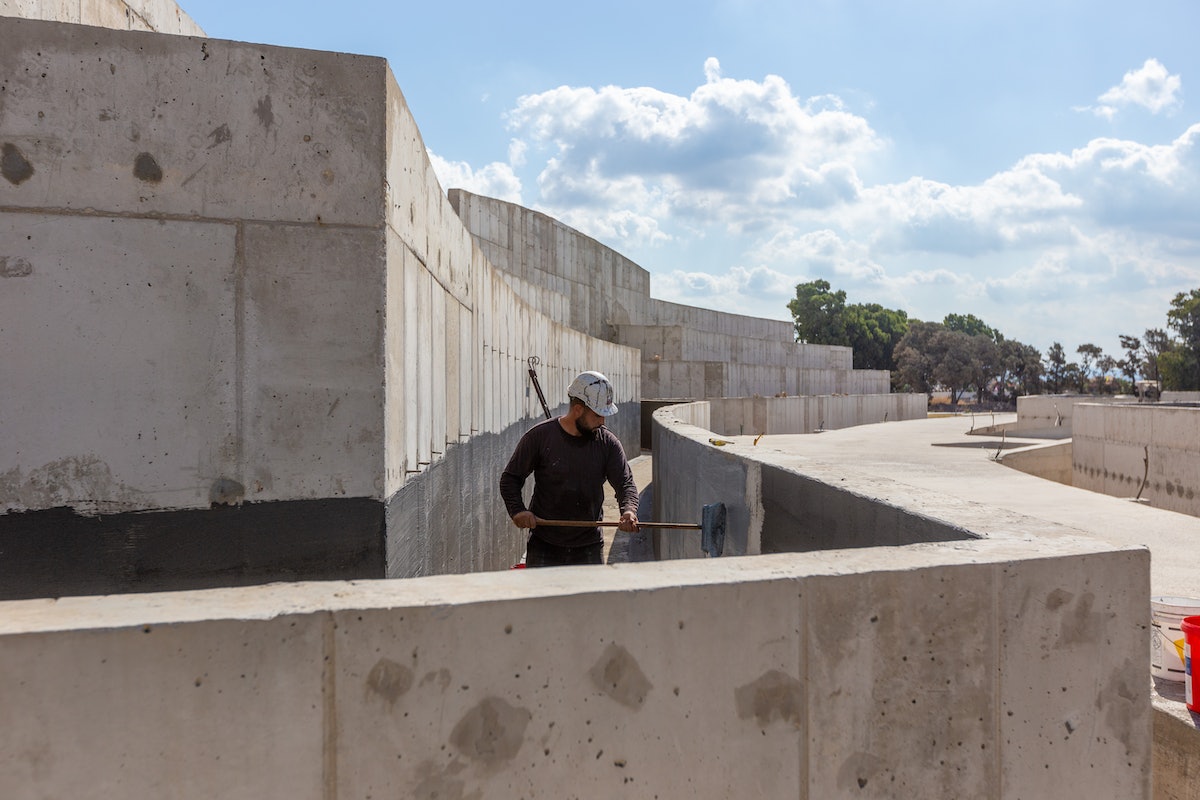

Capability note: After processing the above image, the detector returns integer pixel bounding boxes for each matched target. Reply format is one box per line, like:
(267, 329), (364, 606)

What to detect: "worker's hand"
(617, 511), (639, 532)
(512, 511), (537, 530)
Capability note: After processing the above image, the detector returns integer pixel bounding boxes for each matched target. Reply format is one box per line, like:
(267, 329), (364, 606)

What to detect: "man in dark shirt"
(499, 371), (639, 567)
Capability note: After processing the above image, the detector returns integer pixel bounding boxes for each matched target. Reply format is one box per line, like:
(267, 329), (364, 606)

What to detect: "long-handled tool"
(527, 356), (552, 420)
(534, 502), (727, 557)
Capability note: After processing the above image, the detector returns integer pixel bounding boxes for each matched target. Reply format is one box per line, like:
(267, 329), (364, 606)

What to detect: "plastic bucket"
(1151, 597), (1200, 681)
(1182, 616), (1200, 712)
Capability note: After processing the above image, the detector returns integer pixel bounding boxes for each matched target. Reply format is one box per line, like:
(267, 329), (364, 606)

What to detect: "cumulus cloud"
(430, 56), (1200, 356)
(1080, 58), (1182, 119)
(653, 264), (795, 310)
(503, 58), (882, 244)
(428, 151), (523, 203)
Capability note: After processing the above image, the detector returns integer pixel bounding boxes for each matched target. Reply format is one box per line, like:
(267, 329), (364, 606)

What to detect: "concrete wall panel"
(0, 212), (237, 512)
(806, 562), (998, 797)
(241, 223), (384, 502)
(1073, 403), (1200, 516)
(0, 23), (386, 225)
(998, 550), (1151, 798)
(0, 613), (327, 797)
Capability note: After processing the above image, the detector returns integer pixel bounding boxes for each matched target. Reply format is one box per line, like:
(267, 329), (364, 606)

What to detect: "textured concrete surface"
(1074, 402), (1200, 517)
(451, 189), (892, 401)
(653, 404), (1199, 797)
(0, 0), (204, 35)
(0, 17), (640, 587)
(0, 536), (1151, 799)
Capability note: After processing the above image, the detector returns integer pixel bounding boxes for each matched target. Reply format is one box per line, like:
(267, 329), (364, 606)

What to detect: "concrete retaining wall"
(0, 0), (203, 34)
(705, 393), (926, 437)
(0, 531), (1151, 799)
(449, 189), (889, 400)
(643, 402), (1150, 796)
(1073, 402), (1200, 516)
(0, 18), (639, 595)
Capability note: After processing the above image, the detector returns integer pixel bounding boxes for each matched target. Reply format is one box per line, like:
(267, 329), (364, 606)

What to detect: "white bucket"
(1151, 596), (1200, 681)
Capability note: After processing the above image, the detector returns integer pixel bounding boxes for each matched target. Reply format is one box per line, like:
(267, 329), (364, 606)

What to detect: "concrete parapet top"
(0, 529), (1139, 637)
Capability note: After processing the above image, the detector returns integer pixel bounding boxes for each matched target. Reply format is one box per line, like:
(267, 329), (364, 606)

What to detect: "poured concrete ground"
(716, 413), (1195, 598)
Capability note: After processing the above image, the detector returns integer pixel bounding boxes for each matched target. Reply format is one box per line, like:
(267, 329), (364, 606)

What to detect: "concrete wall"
(998, 440), (1074, 485)
(1073, 402), (1200, 516)
(449, 189), (892, 400)
(0, 18), (640, 596)
(640, 402), (1151, 796)
(0, 533), (1151, 799)
(0, 0), (203, 34)
(705, 393), (926, 437)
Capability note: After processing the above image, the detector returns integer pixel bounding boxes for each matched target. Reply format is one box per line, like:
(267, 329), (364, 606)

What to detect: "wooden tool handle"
(535, 518), (701, 530)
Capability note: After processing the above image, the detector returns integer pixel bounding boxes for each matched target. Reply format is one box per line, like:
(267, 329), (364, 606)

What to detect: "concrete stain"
(0, 256), (33, 277)
(449, 697), (531, 765)
(589, 642), (652, 710)
(207, 123), (232, 148)
(419, 668), (451, 691)
(0, 455), (141, 511)
(836, 751), (885, 793)
(734, 669), (804, 728)
(1057, 590), (1104, 646)
(412, 758), (480, 800)
(133, 152), (162, 183)
(254, 95), (274, 129)
(208, 478), (245, 507)
(2, 142), (34, 185)
(365, 657), (413, 709)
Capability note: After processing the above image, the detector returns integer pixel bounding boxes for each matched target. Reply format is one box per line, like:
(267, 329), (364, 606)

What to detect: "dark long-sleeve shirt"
(499, 418), (638, 547)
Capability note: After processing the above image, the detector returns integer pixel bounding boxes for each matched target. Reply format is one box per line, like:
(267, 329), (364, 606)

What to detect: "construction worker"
(500, 370), (639, 567)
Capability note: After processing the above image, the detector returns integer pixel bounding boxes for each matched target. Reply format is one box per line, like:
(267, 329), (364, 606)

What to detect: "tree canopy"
(787, 280), (908, 373)
(788, 280), (1200, 400)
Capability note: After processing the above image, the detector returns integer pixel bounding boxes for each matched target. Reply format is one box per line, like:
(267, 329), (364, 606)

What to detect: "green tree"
(929, 329), (978, 404)
(1166, 288), (1200, 389)
(1117, 334), (1141, 385)
(844, 303), (909, 373)
(1142, 328), (1170, 385)
(943, 313), (1003, 343)
(893, 321), (943, 396)
(788, 280), (847, 345)
(787, 280), (909, 374)
(1044, 342), (1069, 393)
(998, 340), (1043, 400)
(1076, 343), (1103, 392)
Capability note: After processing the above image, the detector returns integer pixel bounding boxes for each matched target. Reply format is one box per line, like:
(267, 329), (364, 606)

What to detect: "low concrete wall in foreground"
(0, 536), (1150, 799)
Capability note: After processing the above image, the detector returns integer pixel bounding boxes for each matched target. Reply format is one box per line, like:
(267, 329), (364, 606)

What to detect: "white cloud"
(427, 151), (523, 204)
(431, 58), (1200, 358)
(503, 58), (882, 246)
(653, 264), (795, 312)
(1082, 58), (1182, 119)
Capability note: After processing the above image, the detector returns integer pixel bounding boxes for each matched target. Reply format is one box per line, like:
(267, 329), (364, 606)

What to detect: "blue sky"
(183, 0), (1200, 361)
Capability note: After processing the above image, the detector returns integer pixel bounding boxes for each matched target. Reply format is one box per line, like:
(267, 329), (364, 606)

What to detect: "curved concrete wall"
(450, 190), (891, 400)
(1073, 402), (1200, 516)
(644, 401), (1150, 796)
(0, 17), (639, 595)
(0, 0), (203, 34)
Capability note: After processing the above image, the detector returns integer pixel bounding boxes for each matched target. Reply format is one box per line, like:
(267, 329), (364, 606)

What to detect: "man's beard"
(577, 417), (601, 436)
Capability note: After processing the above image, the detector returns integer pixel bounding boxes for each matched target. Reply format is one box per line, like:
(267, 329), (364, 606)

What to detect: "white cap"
(567, 371), (619, 416)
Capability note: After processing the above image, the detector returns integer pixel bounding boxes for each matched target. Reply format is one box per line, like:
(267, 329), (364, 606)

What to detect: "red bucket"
(1182, 616), (1200, 712)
